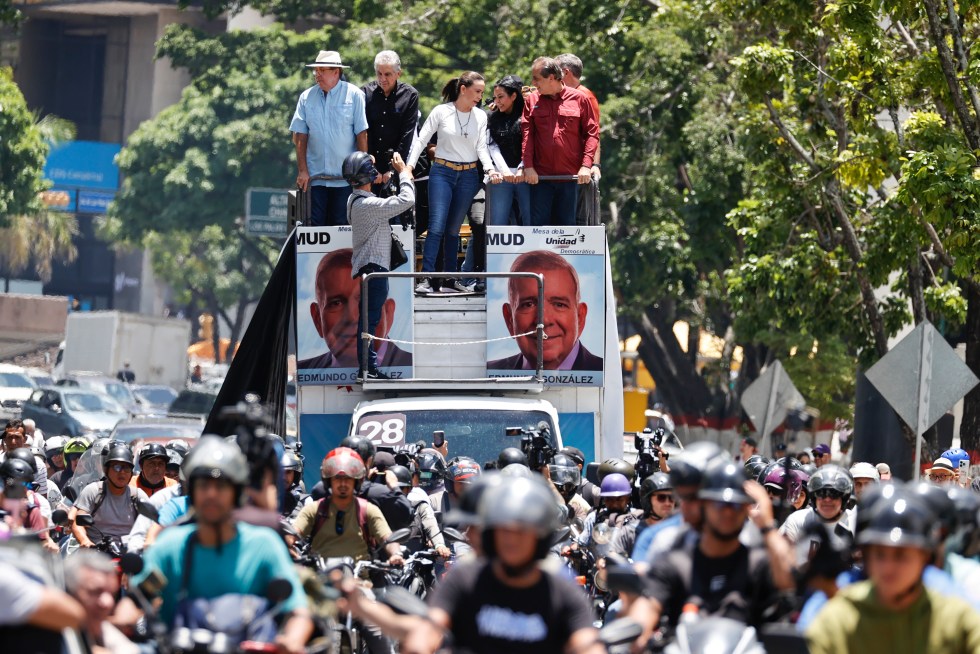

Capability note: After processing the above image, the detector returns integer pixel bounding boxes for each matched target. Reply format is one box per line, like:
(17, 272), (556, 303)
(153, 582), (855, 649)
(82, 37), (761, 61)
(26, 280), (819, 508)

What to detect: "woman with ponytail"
(408, 72), (502, 294)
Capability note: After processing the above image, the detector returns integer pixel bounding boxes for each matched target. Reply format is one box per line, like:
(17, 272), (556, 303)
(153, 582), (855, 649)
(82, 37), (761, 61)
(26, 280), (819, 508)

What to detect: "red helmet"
(321, 447), (366, 480)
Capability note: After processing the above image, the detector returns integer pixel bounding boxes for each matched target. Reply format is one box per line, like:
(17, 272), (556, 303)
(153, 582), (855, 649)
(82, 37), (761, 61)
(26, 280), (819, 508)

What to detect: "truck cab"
(348, 396), (561, 467)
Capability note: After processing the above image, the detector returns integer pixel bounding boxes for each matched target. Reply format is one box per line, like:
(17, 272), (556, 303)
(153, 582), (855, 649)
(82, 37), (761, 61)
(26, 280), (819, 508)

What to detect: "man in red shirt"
(558, 53), (601, 226)
(522, 57), (599, 226)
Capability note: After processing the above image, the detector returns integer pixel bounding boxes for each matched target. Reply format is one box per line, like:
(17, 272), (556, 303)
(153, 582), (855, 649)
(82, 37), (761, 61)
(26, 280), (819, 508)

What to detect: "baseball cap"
(373, 451), (396, 471)
(813, 444), (831, 456)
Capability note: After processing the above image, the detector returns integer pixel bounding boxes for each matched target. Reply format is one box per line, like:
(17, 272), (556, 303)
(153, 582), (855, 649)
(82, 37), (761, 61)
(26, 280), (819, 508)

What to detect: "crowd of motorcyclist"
(4, 412), (980, 653)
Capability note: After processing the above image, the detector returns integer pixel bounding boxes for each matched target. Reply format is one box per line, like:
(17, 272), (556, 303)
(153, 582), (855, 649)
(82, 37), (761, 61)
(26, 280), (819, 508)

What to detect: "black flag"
(204, 231), (296, 437)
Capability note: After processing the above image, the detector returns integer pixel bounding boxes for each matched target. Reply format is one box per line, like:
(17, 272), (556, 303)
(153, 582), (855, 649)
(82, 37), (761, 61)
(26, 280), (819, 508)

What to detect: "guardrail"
(288, 174), (600, 229)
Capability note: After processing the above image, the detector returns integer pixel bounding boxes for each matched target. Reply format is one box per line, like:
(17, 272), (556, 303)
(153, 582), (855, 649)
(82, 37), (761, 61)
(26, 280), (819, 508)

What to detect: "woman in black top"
(487, 75), (531, 226)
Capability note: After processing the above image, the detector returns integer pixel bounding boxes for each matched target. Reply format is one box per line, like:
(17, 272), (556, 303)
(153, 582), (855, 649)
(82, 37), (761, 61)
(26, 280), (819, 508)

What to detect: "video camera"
(633, 428), (668, 483)
(506, 421), (557, 471)
(392, 439), (427, 469)
(218, 394), (281, 491)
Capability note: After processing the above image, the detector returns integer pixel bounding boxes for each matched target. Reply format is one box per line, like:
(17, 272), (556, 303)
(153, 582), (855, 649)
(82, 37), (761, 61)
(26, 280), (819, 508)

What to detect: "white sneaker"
(452, 280), (476, 293)
(415, 279), (433, 294)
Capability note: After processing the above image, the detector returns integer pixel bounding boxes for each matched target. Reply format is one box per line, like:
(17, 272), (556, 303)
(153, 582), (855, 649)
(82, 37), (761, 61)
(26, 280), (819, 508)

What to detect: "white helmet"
(849, 461), (880, 482)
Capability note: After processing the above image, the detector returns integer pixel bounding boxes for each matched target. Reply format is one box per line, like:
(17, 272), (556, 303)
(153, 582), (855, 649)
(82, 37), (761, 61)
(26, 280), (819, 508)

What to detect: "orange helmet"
(321, 447), (366, 480)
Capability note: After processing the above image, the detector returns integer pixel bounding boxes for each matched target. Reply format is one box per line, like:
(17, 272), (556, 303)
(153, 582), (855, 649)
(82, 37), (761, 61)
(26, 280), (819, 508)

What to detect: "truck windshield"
(354, 408), (558, 466)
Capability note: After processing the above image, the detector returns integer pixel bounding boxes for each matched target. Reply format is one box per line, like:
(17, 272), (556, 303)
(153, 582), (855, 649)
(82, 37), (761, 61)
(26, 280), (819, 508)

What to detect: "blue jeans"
(530, 181), (578, 226)
(487, 180), (532, 226)
(422, 164), (481, 274)
(310, 185), (352, 227)
(356, 264), (389, 372)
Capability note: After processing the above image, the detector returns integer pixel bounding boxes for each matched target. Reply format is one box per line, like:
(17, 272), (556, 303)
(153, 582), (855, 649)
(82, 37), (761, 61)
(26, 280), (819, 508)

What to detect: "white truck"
(295, 225), (624, 488)
(54, 311), (192, 390)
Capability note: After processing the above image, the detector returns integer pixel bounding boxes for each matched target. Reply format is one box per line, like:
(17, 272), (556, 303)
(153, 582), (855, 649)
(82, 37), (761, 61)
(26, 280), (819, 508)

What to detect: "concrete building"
(0, 2), (270, 314)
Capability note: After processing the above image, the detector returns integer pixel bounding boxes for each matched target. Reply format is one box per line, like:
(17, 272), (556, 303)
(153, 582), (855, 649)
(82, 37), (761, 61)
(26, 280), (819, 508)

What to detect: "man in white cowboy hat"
(290, 50), (369, 226)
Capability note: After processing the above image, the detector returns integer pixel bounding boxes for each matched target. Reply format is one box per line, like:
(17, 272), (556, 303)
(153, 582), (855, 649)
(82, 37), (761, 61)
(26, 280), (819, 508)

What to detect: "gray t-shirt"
(76, 480), (149, 539)
(0, 563), (42, 625)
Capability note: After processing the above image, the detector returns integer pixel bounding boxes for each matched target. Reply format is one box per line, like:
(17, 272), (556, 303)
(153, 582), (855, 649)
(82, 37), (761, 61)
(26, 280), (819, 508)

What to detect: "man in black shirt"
(340, 474), (601, 654)
(624, 461), (795, 642)
(361, 50), (419, 184)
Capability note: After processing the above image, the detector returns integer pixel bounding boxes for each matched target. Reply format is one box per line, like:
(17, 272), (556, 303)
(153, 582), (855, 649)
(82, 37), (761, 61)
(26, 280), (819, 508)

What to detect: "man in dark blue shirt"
(361, 50), (419, 184)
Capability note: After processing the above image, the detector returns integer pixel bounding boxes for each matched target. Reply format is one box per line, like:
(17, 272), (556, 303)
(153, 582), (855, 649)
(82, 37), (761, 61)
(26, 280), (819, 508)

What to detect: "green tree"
(103, 64), (291, 357)
(0, 71), (78, 283)
(714, 0), (980, 451)
(0, 67), (47, 225)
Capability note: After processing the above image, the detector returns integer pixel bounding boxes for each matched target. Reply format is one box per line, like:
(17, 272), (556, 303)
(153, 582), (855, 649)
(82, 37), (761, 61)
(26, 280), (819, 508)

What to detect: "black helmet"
(0, 458), (34, 499)
(854, 482), (901, 537)
(342, 151), (379, 187)
(501, 463), (533, 479)
(857, 490), (936, 550)
(640, 472), (673, 499)
(641, 472), (674, 517)
(669, 441), (727, 488)
(743, 455), (769, 483)
(480, 475), (560, 560)
(417, 449), (447, 491)
(138, 443), (169, 466)
(598, 458), (635, 483)
(908, 481), (957, 535)
(167, 450), (184, 472)
(340, 436), (376, 466)
(559, 446), (585, 467)
(498, 447), (528, 469)
(389, 464), (413, 489)
(698, 461), (751, 504)
(166, 439), (191, 456)
(104, 444), (134, 469)
(774, 456), (804, 472)
(280, 450), (303, 473)
(548, 454), (581, 487)
(8, 447), (37, 474)
(947, 486), (980, 532)
(445, 471), (505, 527)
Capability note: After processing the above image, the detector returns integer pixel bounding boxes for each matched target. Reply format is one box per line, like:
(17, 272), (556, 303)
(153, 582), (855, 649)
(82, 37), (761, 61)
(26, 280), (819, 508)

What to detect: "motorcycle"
(120, 552), (295, 654)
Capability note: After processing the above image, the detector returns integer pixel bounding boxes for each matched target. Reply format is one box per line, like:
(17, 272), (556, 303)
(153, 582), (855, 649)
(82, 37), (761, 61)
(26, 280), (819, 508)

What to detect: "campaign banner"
(295, 226), (414, 385)
(486, 226), (605, 386)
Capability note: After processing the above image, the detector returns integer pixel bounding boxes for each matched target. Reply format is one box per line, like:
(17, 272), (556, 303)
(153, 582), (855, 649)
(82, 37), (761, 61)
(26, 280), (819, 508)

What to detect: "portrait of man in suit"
(297, 248), (412, 369)
(487, 249), (602, 371)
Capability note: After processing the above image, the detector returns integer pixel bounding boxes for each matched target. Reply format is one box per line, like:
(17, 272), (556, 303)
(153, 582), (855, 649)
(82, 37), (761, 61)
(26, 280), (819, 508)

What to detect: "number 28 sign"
(356, 412), (408, 447)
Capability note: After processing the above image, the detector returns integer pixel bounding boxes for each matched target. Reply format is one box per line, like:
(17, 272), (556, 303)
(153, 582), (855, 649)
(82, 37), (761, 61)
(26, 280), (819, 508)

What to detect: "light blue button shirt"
(290, 81), (368, 188)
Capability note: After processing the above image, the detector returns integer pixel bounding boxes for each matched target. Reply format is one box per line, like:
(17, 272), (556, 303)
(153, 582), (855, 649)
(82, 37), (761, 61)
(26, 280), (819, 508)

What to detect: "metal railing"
(359, 270), (546, 383)
(288, 174), (600, 228)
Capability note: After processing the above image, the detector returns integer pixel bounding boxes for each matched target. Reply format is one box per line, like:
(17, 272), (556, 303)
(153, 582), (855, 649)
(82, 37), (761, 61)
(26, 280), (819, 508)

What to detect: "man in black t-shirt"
(340, 474), (601, 654)
(624, 461), (795, 642)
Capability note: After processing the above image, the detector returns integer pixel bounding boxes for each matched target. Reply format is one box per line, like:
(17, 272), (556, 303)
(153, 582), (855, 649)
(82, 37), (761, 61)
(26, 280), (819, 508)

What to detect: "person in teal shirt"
(127, 437), (312, 654)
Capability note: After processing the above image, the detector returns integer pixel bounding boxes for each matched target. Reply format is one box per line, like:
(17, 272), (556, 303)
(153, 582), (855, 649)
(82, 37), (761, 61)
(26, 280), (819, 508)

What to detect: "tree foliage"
(0, 70), (78, 280)
(0, 67), (47, 225)
(105, 0), (980, 435)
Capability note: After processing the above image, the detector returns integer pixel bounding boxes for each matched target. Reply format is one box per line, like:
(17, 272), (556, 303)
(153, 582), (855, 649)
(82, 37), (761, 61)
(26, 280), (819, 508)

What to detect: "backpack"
(88, 479), (140, 518)
(405, 497), (439, 551)
(310, 497), (376, 553)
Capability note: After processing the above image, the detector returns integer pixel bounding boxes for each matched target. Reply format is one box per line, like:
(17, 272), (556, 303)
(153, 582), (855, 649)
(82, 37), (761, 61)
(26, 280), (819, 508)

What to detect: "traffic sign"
(246, 188), (290, 237)
(865, 321), (979, 478)
(740, 360), (804, 452)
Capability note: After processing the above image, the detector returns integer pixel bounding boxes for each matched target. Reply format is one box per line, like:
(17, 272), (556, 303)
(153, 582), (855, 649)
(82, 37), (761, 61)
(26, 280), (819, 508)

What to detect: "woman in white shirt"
(408, 72), (502, 294)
